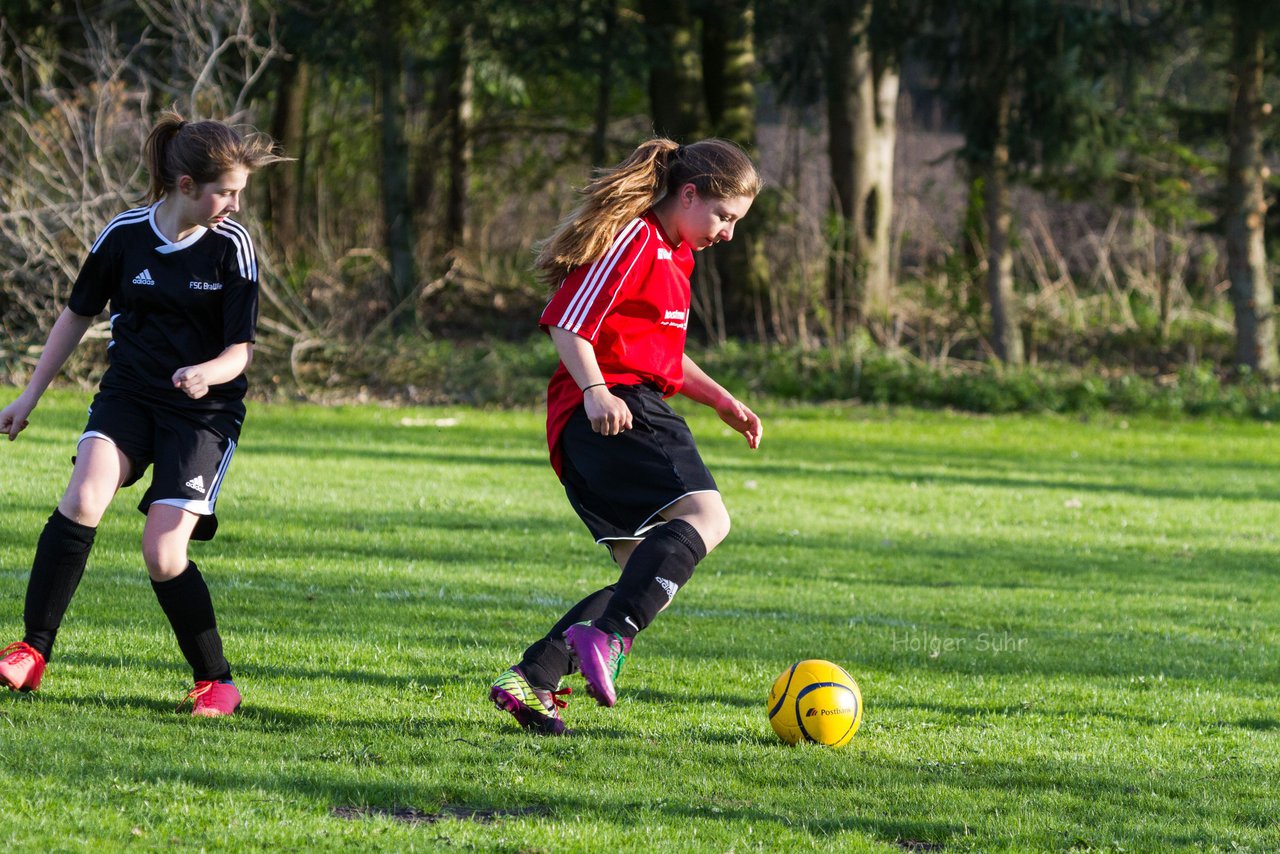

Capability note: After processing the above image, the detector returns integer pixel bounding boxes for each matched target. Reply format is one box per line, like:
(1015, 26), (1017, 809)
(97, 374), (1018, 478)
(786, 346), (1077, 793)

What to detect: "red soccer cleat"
(180, 680), (242, 717)
(0, 641), (46, 692)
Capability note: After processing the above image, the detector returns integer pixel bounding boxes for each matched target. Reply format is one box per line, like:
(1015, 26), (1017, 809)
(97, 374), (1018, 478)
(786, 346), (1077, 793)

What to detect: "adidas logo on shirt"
(656, 248), (673, 260)
(132, 269), (156, 286)
(185, 475), (206, 494)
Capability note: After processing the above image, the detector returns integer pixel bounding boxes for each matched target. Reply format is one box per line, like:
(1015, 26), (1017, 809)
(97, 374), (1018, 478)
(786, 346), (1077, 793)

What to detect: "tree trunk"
(378, 46), (417, 305)
(702, 0), (755, 140)
(443, 27), (474, 256)
(1225, 2), (1278, 375)
(856, 39), (898, 321)
(985, 78), (1023, 365)
(641, 0), (702, 141)
(825, 1), (857, 341)
(702, 0), (768, 339)
(825, 1), (898, 337)
(267, 57), (309, 248)
(592, 0), (617, 165)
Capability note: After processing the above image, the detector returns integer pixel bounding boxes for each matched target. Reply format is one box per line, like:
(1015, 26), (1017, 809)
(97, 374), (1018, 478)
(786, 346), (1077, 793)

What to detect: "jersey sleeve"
(218, 221), (260, 346)
(539, 218), (653, 342)
(67, 227), (122, 317)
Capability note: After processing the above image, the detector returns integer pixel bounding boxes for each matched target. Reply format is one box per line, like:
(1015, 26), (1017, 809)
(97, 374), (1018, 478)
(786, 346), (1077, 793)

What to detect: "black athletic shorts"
(78, 391), (242, 541)
(558, 383), (718, 543)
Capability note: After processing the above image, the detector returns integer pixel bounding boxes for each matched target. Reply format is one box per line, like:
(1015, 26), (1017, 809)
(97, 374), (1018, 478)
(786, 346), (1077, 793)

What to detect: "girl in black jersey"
(0, 111), (287, 716)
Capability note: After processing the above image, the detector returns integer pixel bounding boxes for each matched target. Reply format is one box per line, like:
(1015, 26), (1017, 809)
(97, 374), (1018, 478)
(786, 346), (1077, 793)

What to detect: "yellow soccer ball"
(767, 659), (863, 747)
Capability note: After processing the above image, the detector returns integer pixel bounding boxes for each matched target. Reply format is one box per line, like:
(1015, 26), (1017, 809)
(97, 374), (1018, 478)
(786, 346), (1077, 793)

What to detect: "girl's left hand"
(172, 366), (209, 399)
(715, 397), (763, 449)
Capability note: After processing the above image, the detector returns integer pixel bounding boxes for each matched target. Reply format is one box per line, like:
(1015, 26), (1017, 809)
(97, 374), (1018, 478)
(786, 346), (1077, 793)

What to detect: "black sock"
(595, 520), (707, 639)
(151, 562), (231, 683)
(518, 584), (617, 690)
(22, 510), (97, 660)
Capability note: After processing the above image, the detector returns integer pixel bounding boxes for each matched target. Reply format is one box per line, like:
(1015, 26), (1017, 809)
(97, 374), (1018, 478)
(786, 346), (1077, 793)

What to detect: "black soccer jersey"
(68, 203), (259, 414)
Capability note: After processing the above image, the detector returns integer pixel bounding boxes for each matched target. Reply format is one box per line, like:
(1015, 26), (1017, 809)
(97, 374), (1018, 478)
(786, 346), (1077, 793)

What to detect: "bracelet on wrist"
(582, 382), (607, 393)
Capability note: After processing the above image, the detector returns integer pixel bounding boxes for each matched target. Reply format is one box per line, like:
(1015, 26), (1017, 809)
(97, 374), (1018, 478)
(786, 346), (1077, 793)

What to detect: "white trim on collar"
(149, 200), (208, 253)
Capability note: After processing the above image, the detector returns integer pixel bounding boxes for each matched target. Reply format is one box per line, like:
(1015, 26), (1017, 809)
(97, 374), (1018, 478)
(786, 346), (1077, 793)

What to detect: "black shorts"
(559, 384), (718, 544)
(78, 391), (242, 541)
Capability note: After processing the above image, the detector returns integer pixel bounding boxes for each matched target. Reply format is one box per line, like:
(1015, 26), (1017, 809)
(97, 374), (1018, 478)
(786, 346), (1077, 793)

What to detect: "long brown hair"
(142, 109), (290, 203)
(534, 137), (761, 285)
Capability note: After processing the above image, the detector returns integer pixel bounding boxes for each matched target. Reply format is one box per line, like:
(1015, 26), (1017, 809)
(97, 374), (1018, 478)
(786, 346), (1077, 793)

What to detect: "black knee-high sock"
(22, 510), (97, 660)
(518, 585), (617, 690)
(595, 520), (707, 639)
(151, 562), (231, 683)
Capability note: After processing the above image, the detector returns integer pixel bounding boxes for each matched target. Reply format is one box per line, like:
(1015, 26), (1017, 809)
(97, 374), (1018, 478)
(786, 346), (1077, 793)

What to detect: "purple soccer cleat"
(563, 622), (631, 707)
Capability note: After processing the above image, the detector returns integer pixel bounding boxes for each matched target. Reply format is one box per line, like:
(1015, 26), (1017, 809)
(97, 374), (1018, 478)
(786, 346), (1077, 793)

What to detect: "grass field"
(1, 389), (1277, 851)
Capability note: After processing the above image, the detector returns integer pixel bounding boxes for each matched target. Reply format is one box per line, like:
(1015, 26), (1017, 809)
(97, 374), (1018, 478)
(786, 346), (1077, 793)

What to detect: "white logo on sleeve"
(185, 475), (207, 494)
(131, 269), (156, 286)
(657, 248), (673, 260)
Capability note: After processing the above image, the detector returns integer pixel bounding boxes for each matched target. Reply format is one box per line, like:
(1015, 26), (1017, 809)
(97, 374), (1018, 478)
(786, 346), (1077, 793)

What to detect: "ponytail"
(143, 113), (188, 203)
(535, 137), (760, 285)
(142, 108), (291, 204)
(534, 139), (680, 285)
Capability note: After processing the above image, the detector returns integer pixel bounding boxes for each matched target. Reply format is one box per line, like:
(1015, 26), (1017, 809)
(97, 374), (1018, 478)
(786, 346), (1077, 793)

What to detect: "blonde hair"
(142, 109), (291, 203)
(535, 137), (761, 285)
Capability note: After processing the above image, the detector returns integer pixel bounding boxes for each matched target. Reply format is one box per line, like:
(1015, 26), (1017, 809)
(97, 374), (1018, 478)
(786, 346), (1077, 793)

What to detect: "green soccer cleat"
(489, 666), (571, 735)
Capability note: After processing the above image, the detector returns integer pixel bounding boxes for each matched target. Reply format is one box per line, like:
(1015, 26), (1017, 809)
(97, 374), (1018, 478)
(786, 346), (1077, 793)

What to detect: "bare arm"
(680, 353), (763, 449)
(549, 326), (633, 436)
(171, 342), (254, 400)
(0, 308), (96, 441)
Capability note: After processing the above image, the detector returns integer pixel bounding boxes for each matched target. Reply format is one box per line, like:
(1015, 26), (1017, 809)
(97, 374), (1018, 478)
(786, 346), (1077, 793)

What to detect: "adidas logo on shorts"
(185, 475), (206, 494)
(132, 268), (156, 286)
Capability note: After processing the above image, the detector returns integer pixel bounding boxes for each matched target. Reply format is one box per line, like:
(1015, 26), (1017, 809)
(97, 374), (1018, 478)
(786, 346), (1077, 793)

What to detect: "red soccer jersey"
(540, 210), (695, 475)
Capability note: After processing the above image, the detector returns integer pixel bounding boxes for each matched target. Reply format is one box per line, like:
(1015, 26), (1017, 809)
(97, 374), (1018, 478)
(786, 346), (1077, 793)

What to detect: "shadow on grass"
(51, 651), (463, 696)
(1235, 716), (1280, 731)
(6, 686), (1268, 851)
(629, 685), (760, 710)
(711, 441), (1280, 504)
(245, 441), (548, 471)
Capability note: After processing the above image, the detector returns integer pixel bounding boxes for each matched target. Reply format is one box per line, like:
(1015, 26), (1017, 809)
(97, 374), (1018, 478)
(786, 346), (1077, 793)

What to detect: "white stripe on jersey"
(583, 228), (653, 340)
(89, 207), (152, 254)
(557, 218), (648, 334)
(215, 218), (258, 281)
(558, 218), (646, 332)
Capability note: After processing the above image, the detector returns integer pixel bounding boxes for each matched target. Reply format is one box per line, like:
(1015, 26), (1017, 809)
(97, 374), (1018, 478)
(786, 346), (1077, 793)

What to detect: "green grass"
(1, 389), (1277, 852)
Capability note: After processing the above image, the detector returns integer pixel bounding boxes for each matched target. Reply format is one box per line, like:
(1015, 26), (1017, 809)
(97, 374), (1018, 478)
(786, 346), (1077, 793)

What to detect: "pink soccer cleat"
(180, 680), (242, 717)
(0, 642), (46, 692)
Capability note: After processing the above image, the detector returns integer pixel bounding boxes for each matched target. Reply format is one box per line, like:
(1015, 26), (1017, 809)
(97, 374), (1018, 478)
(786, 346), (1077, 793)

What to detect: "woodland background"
(2, 0), (1279, 413)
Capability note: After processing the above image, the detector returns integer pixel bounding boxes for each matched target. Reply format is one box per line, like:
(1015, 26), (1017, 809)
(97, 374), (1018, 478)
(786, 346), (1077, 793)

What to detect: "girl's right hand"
(0, 395), (35, 441)
(583, 385), (633, 436)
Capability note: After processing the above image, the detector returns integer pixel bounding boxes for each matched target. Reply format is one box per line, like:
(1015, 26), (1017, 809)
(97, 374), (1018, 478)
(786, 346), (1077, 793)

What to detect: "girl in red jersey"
(0, 111), (287, 716)
(491, 138), (763, 734)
